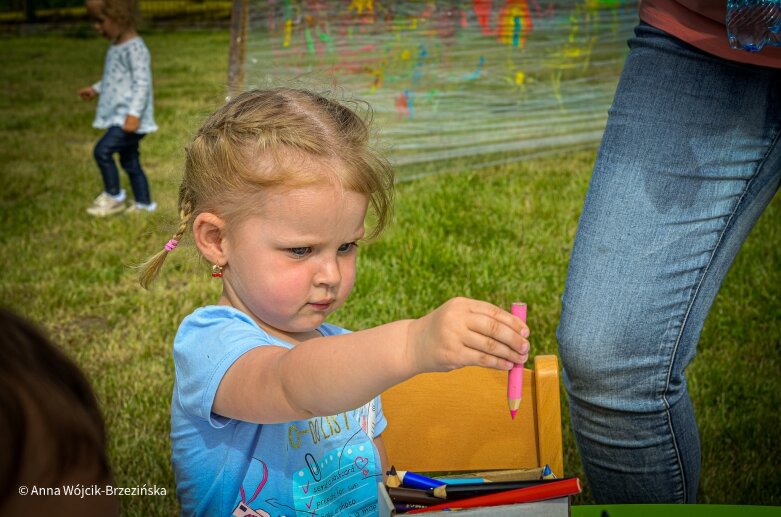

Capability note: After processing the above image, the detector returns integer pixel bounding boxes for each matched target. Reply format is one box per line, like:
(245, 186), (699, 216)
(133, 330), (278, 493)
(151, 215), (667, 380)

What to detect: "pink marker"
(507, 302), (527, 420)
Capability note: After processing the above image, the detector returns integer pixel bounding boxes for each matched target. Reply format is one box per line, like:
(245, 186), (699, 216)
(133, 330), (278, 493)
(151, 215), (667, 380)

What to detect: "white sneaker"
(124, 201), (157, 214)
(87, 191), (127, 217)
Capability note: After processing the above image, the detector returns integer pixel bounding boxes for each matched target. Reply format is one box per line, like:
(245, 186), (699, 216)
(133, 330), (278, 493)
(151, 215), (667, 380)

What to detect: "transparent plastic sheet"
(245, 1), (639, 181)
(727, 0), (781, 52)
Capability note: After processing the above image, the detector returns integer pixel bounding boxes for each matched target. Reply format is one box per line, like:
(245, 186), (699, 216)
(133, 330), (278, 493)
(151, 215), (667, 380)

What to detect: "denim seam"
(660, 122), (781, 503)
(662, 178), (742, 503)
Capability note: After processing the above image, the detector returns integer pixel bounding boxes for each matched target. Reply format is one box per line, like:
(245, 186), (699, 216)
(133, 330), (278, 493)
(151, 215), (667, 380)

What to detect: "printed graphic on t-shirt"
(289, 435), (378, 517)
(355, 399), (377, 439)
(234, 411), (379, 516)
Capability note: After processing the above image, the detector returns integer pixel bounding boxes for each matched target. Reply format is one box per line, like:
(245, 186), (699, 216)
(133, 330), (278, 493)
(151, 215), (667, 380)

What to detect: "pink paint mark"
(395, 92), (410, 118)
(531, 0), (556, 17)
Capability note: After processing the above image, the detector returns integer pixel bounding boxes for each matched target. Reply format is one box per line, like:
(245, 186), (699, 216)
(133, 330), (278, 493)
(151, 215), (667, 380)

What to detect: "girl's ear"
(193, 212), (227, 266)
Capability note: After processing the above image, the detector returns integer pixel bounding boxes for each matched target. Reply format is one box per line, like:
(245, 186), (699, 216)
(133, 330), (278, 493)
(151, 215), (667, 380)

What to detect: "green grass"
(0, 31), (779, 515)
(0, 0), (231, 24)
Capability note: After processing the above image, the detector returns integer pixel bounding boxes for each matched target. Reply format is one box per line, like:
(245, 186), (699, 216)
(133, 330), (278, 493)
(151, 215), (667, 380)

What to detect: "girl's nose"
(314, 257), (341, 286)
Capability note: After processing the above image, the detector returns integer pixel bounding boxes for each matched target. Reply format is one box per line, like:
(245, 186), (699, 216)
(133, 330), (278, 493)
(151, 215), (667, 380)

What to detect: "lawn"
(0, 0), (232, 24)
(0, 30), (779, 515)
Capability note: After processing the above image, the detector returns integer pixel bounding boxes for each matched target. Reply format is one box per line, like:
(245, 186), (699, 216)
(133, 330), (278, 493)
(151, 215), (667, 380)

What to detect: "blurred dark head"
(0, 308), (118, 516)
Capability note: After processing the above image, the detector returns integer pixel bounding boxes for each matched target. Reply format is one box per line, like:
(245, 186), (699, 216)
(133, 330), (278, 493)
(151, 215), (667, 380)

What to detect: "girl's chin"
(260, 314), (329, 339)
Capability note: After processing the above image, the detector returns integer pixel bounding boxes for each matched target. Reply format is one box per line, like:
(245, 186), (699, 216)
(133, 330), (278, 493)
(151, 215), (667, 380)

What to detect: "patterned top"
(92, 36), (157, 133)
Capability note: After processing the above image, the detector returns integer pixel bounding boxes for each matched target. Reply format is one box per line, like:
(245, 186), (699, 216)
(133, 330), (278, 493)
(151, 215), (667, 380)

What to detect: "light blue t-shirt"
(92, 36), (157, 134)
(171, 306), (387, 517)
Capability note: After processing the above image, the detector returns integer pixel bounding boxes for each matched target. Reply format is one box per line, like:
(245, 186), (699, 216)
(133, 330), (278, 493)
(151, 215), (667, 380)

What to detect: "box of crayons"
(377, 466), (579, 516)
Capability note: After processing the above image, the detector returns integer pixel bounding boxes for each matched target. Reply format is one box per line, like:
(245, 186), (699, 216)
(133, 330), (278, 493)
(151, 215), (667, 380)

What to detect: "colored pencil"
(433, 477), (487, 485)
(386, 487), (443, 505)
(385, 466), (402, 488)
(542, 464), (558, 479)
(397, 470), (445, 491)
(431, 477), (576, 499)
(439, 467), (543, 483)
(394, 501), (427, 513)
(507, 302), (527, 419)
(407, 477), (581, 513)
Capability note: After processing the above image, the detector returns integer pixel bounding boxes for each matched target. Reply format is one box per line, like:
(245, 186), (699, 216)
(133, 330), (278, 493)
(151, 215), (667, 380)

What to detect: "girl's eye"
(288, 247), (311, 257)
(338, 242), (358, 253)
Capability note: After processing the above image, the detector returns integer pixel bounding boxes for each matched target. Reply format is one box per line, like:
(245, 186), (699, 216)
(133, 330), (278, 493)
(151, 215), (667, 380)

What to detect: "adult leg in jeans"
(557, 23), (780, 503)
(118, 133), (151, 205)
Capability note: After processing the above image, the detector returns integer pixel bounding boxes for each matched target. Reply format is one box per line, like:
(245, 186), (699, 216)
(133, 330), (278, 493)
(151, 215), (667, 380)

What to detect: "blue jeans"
(93, 126), (152, 205)
(557, 23), (780, 503)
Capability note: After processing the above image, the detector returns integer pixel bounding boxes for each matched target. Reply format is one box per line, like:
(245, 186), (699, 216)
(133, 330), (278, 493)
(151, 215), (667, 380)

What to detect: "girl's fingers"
(451, 345), (516, 371)
(425, 297), (531, 371)
(462, 299), (530, 337)
(461, 308), (529, 357)
(461, 330), (528, 365)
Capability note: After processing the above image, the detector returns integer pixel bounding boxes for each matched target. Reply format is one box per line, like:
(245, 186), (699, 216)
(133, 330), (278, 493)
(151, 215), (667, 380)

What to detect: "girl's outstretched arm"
(213, 298), (529, 424)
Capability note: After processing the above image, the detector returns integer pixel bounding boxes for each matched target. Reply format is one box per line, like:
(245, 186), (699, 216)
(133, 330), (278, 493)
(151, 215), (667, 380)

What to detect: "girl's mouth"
(309, 300), (334, 311)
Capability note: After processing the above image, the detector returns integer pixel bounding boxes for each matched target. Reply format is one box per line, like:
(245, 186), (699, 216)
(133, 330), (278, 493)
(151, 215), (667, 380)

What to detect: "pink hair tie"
(164, 239), (179, 252)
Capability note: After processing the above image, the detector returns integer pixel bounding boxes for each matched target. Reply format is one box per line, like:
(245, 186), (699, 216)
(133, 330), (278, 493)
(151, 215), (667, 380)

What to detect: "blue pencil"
(435, 477), (487, 485)
(398, 470), (445, 490)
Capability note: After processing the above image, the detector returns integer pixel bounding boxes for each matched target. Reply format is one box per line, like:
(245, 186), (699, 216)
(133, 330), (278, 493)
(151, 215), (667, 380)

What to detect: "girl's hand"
(122, 115), (140, 133)
(78, 86), (97, 100)
(405, 297), (530, 373)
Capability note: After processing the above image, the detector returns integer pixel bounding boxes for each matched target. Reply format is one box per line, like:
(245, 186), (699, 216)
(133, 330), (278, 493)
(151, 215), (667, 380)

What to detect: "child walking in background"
(139, 88), (531, 517)
(78, 0), (157, 217)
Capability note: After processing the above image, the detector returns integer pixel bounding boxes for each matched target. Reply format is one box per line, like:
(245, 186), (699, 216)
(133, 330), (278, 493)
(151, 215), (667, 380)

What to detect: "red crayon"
(406, 477), (581, 514)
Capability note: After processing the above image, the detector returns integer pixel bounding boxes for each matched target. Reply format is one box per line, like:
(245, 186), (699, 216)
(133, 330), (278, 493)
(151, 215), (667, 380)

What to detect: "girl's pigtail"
(138, 197), (193, 290)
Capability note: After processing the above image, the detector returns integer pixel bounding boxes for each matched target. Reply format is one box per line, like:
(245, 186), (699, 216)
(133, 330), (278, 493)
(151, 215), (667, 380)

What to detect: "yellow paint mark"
(349, 0), (374, 14)
(283, 19), (292, 48)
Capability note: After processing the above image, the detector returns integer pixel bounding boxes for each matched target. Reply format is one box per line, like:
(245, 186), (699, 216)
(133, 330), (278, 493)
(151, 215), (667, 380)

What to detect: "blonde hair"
(87, 0), (140, 31)
(139, 88), (395, 289)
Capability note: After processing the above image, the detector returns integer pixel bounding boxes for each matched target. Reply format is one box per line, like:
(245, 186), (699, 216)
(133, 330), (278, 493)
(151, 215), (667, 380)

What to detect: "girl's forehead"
(232, 184), (367, 238)
(258, 150), (345, 181)
(264, 182), (365, 206)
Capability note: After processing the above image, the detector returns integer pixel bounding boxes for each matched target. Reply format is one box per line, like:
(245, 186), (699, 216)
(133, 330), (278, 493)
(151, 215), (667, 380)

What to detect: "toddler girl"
(140, 88), (529, 516)
(79, 0), (157, 217)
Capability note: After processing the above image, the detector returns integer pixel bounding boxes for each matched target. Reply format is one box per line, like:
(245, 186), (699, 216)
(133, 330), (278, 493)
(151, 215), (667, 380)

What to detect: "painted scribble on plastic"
(246, 0), (637, 178)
